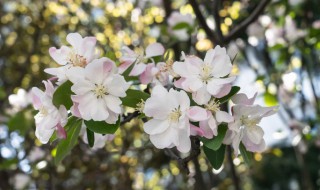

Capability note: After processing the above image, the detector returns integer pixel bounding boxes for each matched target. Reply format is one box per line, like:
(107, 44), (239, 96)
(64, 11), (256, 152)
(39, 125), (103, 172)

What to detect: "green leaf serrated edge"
(84, 118), (120, 134)
(52, 80), (73, 109)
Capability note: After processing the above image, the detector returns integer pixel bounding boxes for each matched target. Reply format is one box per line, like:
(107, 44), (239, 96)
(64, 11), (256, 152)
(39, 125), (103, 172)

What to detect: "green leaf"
(217, 86), (240, 104)
(122, 60), (139, 81)
(52, 80), (73, 109)
(203, 144), (226, 170)
(172, 22), (190, 30)
(7, 110), (33, 135)
(50, 116), (78, 143)
(84, 118), (120, 134)
(86, 128), (95, 147)
(121, 89), (150, 108)
(200, 123), (228, 151)
(239, 143), (253, 166)
(54, 119), (82, 165)
(0, 87), (6, 100)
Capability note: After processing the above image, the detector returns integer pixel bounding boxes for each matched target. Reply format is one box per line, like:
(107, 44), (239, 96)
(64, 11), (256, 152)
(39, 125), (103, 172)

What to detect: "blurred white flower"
(168, 12), (194, 41)
(8, 88), (32, 110)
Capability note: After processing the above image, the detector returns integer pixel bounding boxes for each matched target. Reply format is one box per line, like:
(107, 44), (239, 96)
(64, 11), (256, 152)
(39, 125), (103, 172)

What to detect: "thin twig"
(224, 0), (271, 43)
(189, 0), (217, 44)
(212, 0), (224, 45)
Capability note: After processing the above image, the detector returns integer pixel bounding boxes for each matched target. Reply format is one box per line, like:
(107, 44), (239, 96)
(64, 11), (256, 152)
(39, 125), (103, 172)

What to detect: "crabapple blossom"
(173, 46), (235, 105)
(68, 57), (130, 123)
(139, 61), (174, 86)
(45, 33), (98, 84)
(32, 80), (68, 144)
(198, 99), (234, 139)
(118, 43), (165, 80)
(143, 85), (207, 153)
(223, 93), (277, 155)
(168, 11), (194, 41)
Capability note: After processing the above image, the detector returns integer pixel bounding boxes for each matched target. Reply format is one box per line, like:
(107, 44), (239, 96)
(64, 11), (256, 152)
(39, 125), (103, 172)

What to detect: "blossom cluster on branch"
(31, 33), (277, 167)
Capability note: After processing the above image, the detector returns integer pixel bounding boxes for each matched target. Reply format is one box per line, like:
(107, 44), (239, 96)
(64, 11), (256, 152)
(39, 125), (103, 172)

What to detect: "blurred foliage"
(1, 0), (320, 189)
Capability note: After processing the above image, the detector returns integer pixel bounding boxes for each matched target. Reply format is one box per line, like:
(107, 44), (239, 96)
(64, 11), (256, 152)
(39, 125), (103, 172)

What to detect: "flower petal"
(49, 46), (71, 65)
(216, 111), (234, 123)
(145, 43), (165, 58)
(144, 119), (170, 135)
(187, 106), (208, 121)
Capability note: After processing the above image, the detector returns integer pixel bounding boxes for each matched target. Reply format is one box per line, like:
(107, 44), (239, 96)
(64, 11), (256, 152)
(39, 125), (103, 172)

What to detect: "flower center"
(199, 63), (213, 83)
(39, 106), (48, 116)
(168, 108), (182, 123)
(92, 84), (108, 98)
(68, 51), (87, 67)
(240, 116), (260, 128)
(205, 99), (220, 113)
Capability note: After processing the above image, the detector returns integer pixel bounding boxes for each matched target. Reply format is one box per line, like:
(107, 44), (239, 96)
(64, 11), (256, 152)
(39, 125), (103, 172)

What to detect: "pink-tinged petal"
(31, 87), (43, 109)
(222, 130), (235, 145)
(214, 84), (232, 98)
(216, 111), (234, 123)
(130, 63), (147, 76)
(44, 66), (69, 85)
(206, 46), (233, 78)
(43, 80), (55, 97)
(232, 133), (242, 156)
(176, 128), (191, 153)
(70, 103), (82, 118)
(187, 106), (208, 121)
(145, 43), (165, 58)
(190, 124), (205, 137)
(81, 37), (97, 61)
(207, 77), (236, 96)
(104, 95), (122, 114)
(139, 63), (156, 84)
(243, 138), (266, 153)
(245, 126), (264, 144)
(118, 60), (134, 74)
(84, 58), (108, 84)
(185, 55), (204, 68)
(231, 93), (257, 105)
(192, 86), (211, 105)
(56, 123), (67, 139)
(102, 58), (116, 73)
(66, 33), (83, 51)
(144, 119), (170, 135)
(49, 46), (71, 65)
(187, 78), (203, 92)
(199, 121), (214, 139)
(174, 78), (185, 89)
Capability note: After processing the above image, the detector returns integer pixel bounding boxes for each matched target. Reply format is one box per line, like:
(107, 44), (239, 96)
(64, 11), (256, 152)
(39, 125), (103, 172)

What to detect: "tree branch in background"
(189, 0), (218, 44)
(212, 0), (224, 45)
(224, 0), (271, 43)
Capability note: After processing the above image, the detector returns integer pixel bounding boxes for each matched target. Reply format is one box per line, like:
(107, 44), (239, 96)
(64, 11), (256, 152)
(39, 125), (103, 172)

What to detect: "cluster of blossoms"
(30, 32), (277, 162)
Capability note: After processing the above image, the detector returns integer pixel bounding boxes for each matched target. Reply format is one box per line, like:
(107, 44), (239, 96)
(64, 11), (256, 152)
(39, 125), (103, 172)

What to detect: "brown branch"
(227, 146), (241, 190)
(189, 0), (218, 44)
(212, 0), (224, 45)
(164, 137), (201, 175)
(224, 0), (271, 43)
